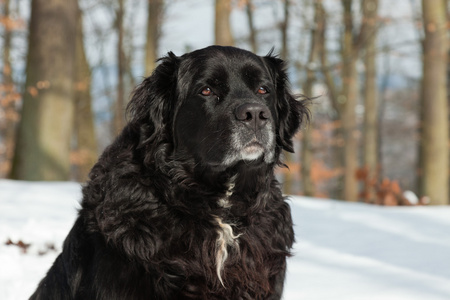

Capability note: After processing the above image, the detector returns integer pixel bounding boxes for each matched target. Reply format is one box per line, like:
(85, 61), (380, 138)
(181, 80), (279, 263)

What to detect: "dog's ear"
(263, 53), (310, 153)
(126, 52), (180, 145)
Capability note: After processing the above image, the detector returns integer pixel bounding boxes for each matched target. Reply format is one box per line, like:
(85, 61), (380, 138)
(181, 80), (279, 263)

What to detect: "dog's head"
(127, 46), (308, 172)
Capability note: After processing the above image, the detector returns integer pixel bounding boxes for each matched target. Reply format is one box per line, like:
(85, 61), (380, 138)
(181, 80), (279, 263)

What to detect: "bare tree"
(420, 0), (449, 204)
(145, 0), (164, 76)
(280, 0), (289, 60)
(246, 0), (257, 53)
(11, 0), (77, 180)
(113, 0), (126, 135)
(73, 4), (97, 182)
(279, 0), (295, 194)
(361, 0), (379, 202)
(319, 0), (359, 201)
(301, 0), (324, 197)
(0, 0), (19, 177)
(215, 0), (234, 46)
(340, 0), (359, 202)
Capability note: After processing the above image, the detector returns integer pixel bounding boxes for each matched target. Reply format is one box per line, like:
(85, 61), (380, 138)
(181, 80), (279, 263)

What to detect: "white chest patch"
(214, 180), (240, 286)
(214, 216), (240, 286)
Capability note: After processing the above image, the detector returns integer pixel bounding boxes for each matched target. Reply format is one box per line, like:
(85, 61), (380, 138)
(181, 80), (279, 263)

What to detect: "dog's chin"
(218, 142), (274, 169)
(241, 142), (265, 161)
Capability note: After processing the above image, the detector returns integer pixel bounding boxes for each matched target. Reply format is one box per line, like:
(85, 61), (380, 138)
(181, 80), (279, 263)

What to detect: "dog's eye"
(201, 87), (213, 96)
(257, 87), (268, 95)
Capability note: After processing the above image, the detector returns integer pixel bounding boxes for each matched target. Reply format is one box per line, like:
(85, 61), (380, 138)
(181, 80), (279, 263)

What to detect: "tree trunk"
(1, 0), (17, 177)
(341, 0), (359, 202)
(114, 0), (126, 135)
(279, 0), (293, 194)
(145, 0), (163, 76)
(317, 2), (346, 200)
(301, 119), (314, 197)
(11, 0), (77, 181)
(361, 0), (379, 202)
(73, 5), (97, 182)
(280, 0), (289, 60)
(421, 0), (449, 205)
(214, 0), (234, 46)
(301, 0), (324, 197)
(246, 0), (257, 53)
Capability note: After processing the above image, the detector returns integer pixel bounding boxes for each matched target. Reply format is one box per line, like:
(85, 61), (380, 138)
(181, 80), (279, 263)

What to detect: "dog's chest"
(213, 181), (241, 285)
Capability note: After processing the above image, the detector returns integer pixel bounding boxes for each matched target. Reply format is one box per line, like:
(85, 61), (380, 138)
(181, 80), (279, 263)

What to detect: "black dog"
(30, 46), (309, 300)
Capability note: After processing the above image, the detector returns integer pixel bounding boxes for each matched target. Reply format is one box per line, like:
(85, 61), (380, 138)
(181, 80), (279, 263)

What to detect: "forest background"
(0, 0), (449, 205)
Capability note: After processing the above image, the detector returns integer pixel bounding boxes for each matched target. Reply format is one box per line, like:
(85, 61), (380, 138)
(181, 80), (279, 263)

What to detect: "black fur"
(30, 46), (309, 300)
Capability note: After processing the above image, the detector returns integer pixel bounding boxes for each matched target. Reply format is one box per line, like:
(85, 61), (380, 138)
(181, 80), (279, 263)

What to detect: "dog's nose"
(235, 103), (270, 129)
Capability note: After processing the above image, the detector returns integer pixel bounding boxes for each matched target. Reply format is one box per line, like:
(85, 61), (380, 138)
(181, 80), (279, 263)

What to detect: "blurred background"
(0, 0), (448, 205)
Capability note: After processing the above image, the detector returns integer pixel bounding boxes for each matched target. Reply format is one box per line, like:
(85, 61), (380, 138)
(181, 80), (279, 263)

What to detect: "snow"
(286, 198), (450, 300)
(1, 179), (449, 300)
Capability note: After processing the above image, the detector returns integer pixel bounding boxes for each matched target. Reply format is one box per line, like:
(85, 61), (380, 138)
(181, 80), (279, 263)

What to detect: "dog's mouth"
(241, 141), (265, 161)
(218, 124), (275, 168)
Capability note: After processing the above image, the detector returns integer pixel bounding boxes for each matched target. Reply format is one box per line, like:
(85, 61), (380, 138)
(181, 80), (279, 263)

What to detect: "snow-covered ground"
(1, 179), (449, 300)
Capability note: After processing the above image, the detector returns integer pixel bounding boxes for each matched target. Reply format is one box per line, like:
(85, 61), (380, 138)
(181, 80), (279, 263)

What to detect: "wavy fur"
(30, 46), (309, 300)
